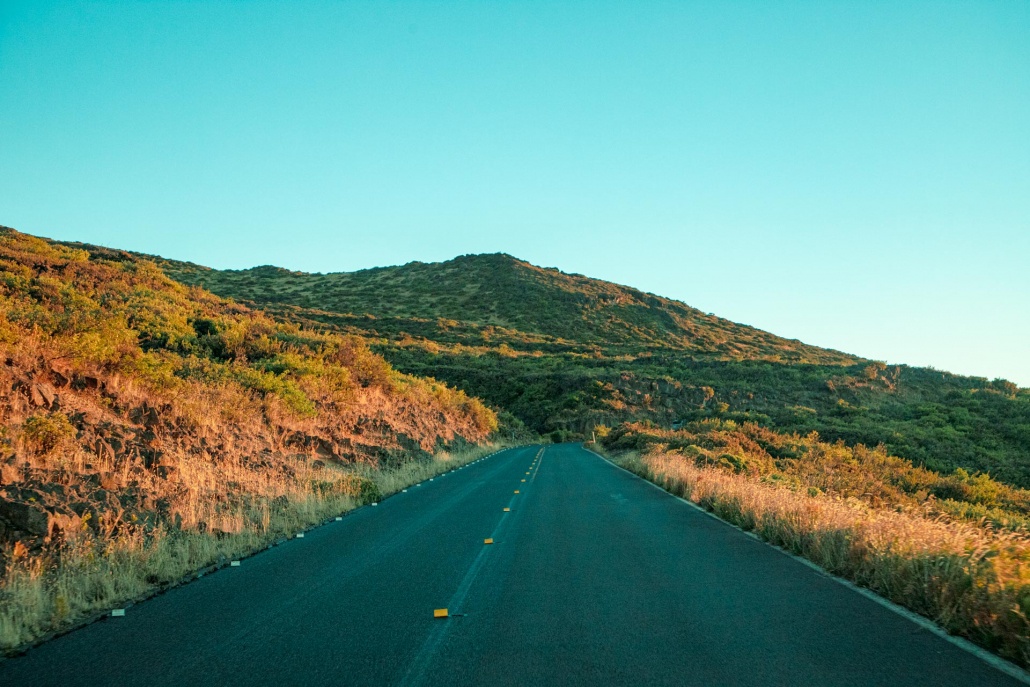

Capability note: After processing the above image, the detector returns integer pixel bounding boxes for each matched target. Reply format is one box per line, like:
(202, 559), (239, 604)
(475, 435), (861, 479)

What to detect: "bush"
(22, 412), (77, 454)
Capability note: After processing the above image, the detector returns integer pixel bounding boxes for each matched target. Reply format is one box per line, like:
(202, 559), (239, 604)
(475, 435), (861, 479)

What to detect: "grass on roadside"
(0, 442), (506, 654)
(609, 447), (1030, 669)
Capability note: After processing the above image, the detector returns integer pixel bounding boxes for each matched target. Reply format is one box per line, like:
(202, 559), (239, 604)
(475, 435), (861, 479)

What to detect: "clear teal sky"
(2, 1), (1028, 385)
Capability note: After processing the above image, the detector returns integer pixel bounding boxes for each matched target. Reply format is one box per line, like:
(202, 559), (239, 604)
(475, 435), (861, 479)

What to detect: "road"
(1, 443), (1023, 686)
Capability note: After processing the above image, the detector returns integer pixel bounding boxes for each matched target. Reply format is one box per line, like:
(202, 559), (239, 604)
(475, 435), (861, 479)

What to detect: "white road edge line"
(583, 446), (1030, 685)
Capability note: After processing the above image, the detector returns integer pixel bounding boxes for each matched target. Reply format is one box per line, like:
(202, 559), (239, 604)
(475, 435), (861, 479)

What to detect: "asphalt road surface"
(1, 443), (1024, 686)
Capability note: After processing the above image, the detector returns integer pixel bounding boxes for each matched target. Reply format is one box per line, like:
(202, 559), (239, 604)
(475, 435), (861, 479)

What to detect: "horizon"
(1, 1), (1027, 386)
(9, 222), (1025, 388)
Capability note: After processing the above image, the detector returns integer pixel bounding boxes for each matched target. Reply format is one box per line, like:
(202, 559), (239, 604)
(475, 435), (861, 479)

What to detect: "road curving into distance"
(1, 443), (1024, 686)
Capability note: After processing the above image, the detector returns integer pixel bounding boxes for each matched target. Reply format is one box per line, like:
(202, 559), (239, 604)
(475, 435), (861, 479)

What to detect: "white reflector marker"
(296, 533), (305, 538)
(111, 609), (126, 617)
(230, 561), (241, 567)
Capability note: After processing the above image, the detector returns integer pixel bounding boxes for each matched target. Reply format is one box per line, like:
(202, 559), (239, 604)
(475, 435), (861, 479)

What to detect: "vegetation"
(600, 427), (1030, 666)
(157, 254), (857, 362)
(154, 251), (1030, 487)
(0, 227), (500, 652)
(0, 441), (500, 651)
(602, 420), (1030, 532)
(9, 227), (1028, 665)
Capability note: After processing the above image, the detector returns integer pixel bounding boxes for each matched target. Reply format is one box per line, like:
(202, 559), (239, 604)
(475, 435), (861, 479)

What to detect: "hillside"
(159, 254), (859, 363)
(0, 228), (498, 648)
(154, 251), (1030, 489)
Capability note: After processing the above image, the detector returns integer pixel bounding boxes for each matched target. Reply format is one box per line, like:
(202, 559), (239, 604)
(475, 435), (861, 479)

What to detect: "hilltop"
(160, 253), (857, 364)
(153, 251), (1030, 488)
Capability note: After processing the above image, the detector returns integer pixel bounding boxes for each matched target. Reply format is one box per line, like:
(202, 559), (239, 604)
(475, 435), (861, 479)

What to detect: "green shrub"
(22, 412), (77, 454)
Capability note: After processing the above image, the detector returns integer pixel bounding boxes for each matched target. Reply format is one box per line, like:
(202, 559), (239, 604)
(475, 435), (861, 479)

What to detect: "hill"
(153, 252), (1030, 488)
(159, 253), (858, 363)
(0, 227), (497, 649)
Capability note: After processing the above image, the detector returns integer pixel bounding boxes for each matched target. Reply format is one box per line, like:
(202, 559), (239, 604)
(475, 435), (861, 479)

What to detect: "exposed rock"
(50, 512), (83, 541)
(131, 404), (160, 428)
(94, 439), (115, 464)
(156, 465), (179, 482)
(72, 375), (102, 391)
(50, 368), (70, 388)
(35, 382), (56, 407)
(0, 498), (52, 536)
(315, 439), (335, 458)
(29, 385), (46, 408)
(0, 463), (21, 484)
(140, 448), (162, 469)
(143, 406), (160, 428)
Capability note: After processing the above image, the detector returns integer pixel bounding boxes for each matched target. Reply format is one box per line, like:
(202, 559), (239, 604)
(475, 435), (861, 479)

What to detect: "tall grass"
(0, 442), (504, 654)
(615, 449), (1030, 668)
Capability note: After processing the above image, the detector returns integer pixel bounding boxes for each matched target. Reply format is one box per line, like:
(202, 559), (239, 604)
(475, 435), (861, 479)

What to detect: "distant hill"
(159, 253), (859, 364)
(153, 250), (1030, 489)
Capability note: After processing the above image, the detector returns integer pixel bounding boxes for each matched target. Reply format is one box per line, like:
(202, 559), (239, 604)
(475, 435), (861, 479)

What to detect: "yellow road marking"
(514, 490), (520, 494)
(503, 507), (511, 512)
(434, 608), (449, 618)
(484, 538), (494, 545)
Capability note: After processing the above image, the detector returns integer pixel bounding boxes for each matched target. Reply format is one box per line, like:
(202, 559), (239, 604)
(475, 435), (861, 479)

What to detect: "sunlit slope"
(0, 226), (495, 564)
(160, 253), (858, 365)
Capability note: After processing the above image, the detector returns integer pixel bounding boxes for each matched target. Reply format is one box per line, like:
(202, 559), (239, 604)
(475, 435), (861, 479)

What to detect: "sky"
(1, 1), (1028, 385)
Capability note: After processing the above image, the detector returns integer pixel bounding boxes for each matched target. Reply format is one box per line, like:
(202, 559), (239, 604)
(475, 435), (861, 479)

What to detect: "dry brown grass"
(0, 228), (508, 653)
(0, 441), (505, 653)
(615, 449), (1030, 667)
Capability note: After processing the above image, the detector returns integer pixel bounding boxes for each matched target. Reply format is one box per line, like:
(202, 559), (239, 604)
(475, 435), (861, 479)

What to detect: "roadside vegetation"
(0, 441), (501, 652)
(0, 228), (502, 652)
(598, 421), (1030, 667)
